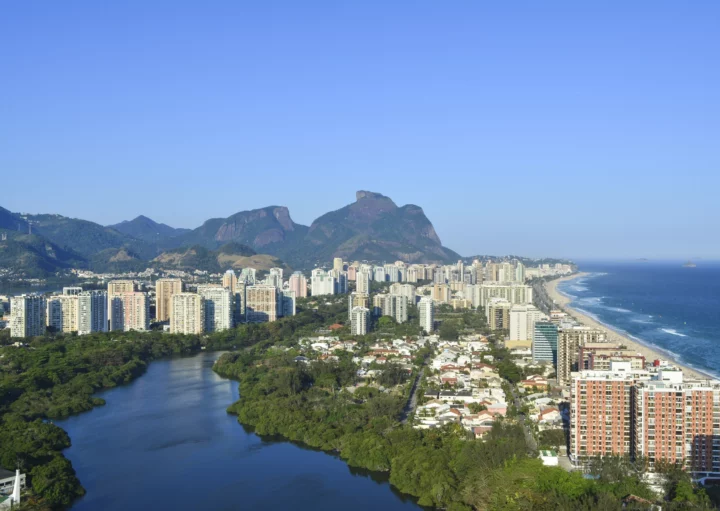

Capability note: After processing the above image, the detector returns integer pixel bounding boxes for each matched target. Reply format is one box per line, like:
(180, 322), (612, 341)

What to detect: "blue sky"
(2, 2), (719, 259)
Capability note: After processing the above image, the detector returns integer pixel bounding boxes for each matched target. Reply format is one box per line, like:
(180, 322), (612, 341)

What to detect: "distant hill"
(0, 230), (86, 277)
(295, 191), (460, 267)
(109, 215), (190, 245)
(152, 242), (288, 273)
(0, 192), (464, 274)
(173, 206), (308, 254)
(22, 213), (157, 260)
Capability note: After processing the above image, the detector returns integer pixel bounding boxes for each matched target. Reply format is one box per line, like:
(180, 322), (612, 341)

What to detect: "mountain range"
(0, 191), (461, 277)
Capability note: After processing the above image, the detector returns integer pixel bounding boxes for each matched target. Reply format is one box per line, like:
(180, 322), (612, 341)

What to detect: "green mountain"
(23, 213), (157, 259)
(0, 206), (28, 232)
(0, 230), (86, 277)
(108, 215), (190, 245)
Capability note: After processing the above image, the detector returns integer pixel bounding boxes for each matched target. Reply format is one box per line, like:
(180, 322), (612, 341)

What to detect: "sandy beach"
(544, 273), (713, 380)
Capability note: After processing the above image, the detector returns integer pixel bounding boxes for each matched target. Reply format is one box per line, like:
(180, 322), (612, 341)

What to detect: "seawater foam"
(661, 328), (688, 338)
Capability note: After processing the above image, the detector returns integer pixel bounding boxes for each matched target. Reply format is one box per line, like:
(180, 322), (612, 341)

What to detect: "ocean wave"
(661, 328), (688, 338)
(631, 318), (654, 324)
(605, 306), (632, 313)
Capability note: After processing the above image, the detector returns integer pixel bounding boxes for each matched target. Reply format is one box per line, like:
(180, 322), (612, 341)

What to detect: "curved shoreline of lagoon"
(57, 351), (423, 511)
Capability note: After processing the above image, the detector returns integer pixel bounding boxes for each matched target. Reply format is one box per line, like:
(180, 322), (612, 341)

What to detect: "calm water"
(560, 260), (720, 377)
(58, 352), (422, 511)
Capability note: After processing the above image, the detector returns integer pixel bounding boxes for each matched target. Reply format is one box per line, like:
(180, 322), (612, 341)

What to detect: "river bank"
(544, 273), (713, 380)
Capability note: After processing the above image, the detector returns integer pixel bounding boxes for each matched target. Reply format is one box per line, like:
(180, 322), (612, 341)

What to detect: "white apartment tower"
(10, 295), (46, 338)
(350, 306), (370, 336)
(78, 291), (108, 335)
(419, 296), (434, 333)
(198, 286), (233, 332)
(171, 293), (205, 335)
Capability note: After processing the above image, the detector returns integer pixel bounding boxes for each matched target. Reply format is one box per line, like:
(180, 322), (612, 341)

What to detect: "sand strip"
(544, 273), (714, 380)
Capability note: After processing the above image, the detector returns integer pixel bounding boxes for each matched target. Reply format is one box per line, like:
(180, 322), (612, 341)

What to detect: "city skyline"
(3, 2), (719, 259)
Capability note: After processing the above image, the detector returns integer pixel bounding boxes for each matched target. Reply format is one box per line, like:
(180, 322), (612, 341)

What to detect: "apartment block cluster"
(314, 257), (569, 338)
(5, 266), (301, 338)
(415, 335), (511, 437)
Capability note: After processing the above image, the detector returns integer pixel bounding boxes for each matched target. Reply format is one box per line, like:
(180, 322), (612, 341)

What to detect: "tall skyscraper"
(532, 322), (558, 364)
(350, 306), (369, 335)
(333, 257), (344, 273)
(197, 286), (233, 332)
(171, 293), (205, 335)
(156, 278), (183, 323)
(246, 285), (280, 323)
(288, 272), (308, 298)
(389, 283), (416, 304)
(382, 294), (408, 324)
(485, 298), (512, 330)
(10, 295), (46, 338)
(419, 296), (434, 333)
(240, 268), (256, 285)
(46, 295), (79, 333)
(78, 291), (108, 335)
(110, 292), (150, 332)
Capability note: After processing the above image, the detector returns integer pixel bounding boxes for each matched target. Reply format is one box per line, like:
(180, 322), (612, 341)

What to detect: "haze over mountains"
(0, 191), (461, 276)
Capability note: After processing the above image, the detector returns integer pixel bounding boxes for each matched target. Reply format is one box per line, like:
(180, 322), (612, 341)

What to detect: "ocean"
(558, 261), (720, 378)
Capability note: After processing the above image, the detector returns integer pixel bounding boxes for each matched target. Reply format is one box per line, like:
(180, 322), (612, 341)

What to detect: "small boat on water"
(683, 261), (697, 268)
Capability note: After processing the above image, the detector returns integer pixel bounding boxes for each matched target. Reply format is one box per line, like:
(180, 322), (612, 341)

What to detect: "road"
(400, 366), (425, 424)
(509, 385), (538, 452)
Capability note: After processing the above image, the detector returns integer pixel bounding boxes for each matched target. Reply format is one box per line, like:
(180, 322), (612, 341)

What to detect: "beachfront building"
(479, 283), (533, 307)
(532, 322), (559, 364)
(557, 326), (606, 386)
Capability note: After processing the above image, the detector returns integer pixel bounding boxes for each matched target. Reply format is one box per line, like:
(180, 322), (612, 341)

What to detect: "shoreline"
(544, 273), (717, 381)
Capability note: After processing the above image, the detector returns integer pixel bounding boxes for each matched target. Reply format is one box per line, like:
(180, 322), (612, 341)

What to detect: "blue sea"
(558, 261), (720, 378)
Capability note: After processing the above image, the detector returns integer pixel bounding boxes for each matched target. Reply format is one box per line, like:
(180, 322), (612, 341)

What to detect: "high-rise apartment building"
(557, 326), (607, 386)
(389, 283), (416, 304)
(222, 270), (238, 293)
(570, 362), (643, 460)
(288, 272), (308, 298)
(486, 298), (512, 330)
(46, 295), (79, 333)
(356, 271), (370, 294)
(10, 295), (46, 338)
(78, 291), (108, 335)
(171, 293), (205, 335)
(281, 290), (296, 317)
(350, 306), (369, 336)
(634, 372), (720, 472)
(509, 304), (545, 341)
(240, 268), (256, 285)
(382, 294), (408, 324)
(246, 285), (280, 323)
(373, 266), (386, 283)
(156, 278), (183, 323)
(62, 287), (83, 296)
(109, 292), (150, 332)
(348, 292), (370, 320)
(311, 269), (335, 296)
(419, 296), (434, 333)
(432, 284), (451, 304)
(197, 286), (233, 332)
(107, 280), (136, 330)
(479, 283), (533, 307)
(333, 257), (344, 273)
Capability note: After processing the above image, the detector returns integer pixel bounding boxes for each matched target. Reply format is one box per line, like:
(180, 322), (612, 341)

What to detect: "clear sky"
(2, 2), (719, 260)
